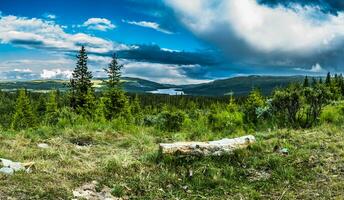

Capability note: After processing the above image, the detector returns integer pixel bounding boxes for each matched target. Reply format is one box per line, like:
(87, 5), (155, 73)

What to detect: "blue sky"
(1, 0), (344, 84)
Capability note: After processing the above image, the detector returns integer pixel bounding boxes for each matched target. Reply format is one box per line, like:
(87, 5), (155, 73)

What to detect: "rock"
(0, 167), (14, 175)
(159, 135), (255, 156)
(37, 143), (50, 149)
(0, 158), (34, 175)
(72, 181), (120, 200)
(279, 148), (289, 155)
(0, 158), (24, 171)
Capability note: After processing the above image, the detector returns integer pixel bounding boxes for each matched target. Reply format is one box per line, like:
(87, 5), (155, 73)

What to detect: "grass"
(0, 122), (344, 199)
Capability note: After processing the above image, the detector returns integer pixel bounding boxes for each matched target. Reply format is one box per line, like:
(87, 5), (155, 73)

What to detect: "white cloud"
(120, 59), (207, 84)
(0, 15), (123, 54)
(40, 69), (73, 79)
(44, 13), (56, 20)
(165, 0), (344, 57)
(294, 63), (326, 73)
(82, 18), (116, 31)
(13, 68), (32, 72)
(123, 20), (173, 34)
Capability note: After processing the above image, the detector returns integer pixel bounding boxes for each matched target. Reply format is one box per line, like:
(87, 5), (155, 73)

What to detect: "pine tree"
(325, 72), (331, 86)
(69, 46), (93, 109)
(303, 76), (309, 87)
(131, 95), (142, 124)
(103, 53), (129, 120)
(11, 89), (37, 130)
(311, 77), (317, 87)
(45, 90), (58, 124)
(319, 78), (323, 84)
(46, 90), (58, 114)
(104, 53), (123, 89)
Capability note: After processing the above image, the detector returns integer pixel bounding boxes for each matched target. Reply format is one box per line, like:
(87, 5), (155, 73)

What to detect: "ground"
(0, 122), (343, 199)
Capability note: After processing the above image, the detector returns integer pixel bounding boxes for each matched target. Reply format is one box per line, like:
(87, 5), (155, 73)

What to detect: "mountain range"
(0, 75), (308, 96)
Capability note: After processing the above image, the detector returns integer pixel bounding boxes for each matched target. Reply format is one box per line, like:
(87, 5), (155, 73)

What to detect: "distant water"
(149, 88), (184, 95)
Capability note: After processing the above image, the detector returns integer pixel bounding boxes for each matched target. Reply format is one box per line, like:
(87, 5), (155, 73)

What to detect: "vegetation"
(1, 46), (344, 199)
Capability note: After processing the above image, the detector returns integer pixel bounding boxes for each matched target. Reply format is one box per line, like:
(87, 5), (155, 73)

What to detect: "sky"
(1, 0), (344, 84)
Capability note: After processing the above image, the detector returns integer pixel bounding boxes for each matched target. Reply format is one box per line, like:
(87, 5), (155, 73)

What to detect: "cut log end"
(159, 135), (256, 156)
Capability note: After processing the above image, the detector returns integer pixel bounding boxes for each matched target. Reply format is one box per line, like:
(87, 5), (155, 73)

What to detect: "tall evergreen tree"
(303, 76), (309, 87)
(325, 72), (331, 86)
(45, 90), (58, 124)
(311, 77), (317, 87)
(69, 46), (93, 109)
(103, 53), (129, 120)
(104, 53), (123, 89)
(11, 89), (36, 130)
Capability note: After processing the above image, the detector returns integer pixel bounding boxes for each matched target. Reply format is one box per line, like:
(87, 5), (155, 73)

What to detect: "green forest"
(1, 47), (344, 199)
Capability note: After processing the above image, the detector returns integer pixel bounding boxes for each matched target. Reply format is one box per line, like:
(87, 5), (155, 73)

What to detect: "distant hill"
(0, 75), (310, 96)
(0, 77), (171, 93)
(181, 75), (306, 96)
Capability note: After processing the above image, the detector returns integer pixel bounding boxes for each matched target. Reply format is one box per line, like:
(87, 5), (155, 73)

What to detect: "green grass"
(0, 122), (343, 199)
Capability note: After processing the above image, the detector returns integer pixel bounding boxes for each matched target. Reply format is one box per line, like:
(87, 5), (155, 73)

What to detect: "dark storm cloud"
(116, 45), (222, 66)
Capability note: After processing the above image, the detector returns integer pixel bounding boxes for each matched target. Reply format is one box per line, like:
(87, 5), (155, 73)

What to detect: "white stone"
(0, 167), (14, 175)
(37, 143), (50, 149)
(0, 158), (24, 171)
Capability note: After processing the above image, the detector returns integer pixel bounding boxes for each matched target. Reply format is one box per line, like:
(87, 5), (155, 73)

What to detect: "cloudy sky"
(1, 0), (344, 84)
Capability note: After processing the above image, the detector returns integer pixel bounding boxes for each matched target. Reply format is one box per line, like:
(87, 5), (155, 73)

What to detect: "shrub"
(244, 89), (265, 124)
(56, 107), (83, 127)
(158, 110), (187, 132)
(207, 110), (244, 133)
(320, 102), (344, 125)
(207, 98), (244, 133)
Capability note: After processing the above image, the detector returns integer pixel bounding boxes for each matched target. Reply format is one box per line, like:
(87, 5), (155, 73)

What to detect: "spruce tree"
(325, 72), (331, 86)
(303, 76), (309, 87)
(69, 46), (94, 109)
(45, 90), (58, 124)
(311, 77), (317, 87)
(104, 53), (123, 89)
(103, 53), (129, 120)
(11, 89), (37, 130)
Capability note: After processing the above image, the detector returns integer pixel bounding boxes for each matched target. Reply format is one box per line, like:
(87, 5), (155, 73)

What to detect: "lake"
(149, 88), (185, 95)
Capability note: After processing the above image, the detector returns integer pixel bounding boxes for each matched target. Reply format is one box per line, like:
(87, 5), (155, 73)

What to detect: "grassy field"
(0, 121), (343, 199)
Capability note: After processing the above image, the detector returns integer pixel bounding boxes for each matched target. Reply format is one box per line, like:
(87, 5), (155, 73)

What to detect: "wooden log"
(159, 135), (255, 156)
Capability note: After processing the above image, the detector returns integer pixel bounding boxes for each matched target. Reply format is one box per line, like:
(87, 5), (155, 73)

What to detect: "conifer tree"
(69, 46), (94, 109)
(311, 77), (317, 87)
(131, 95), (142, 123)
(303, 76), (309, 87)
(46, 90), (58, 114)
(45, 90), (58, 124)
(11, 89), (36, 130)
(103, 53), (129, 120)
(319, 78), (323, 84)
(104, 53), (123, 89)
(325, 72), (331, 86)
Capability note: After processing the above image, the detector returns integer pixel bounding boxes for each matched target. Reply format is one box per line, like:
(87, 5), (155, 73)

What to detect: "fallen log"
(159, 135), (255, 156)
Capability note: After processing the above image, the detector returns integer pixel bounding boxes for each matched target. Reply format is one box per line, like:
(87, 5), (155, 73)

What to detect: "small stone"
(0, 167), (14, 175)
(279, 148), (289, 155)
(0, 158), (24, 172)
(37, 143), (50, 149)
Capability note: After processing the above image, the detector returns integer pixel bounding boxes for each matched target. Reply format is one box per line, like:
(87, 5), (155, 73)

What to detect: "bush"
(158, 110), (187, 132)
(207, 98), (244, 133)
(320, 102), (344, 125)
(207, 110), (244, 133)
(56, 107), (84, 127)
